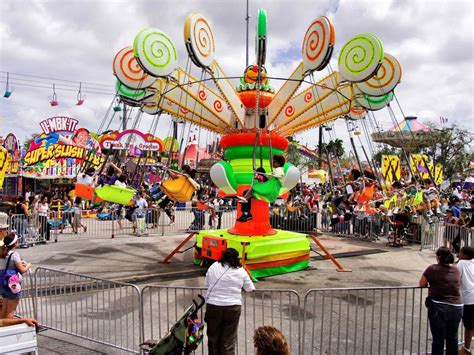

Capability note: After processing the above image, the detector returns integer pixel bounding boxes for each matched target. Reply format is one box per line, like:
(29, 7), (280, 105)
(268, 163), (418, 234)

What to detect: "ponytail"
(436, 246), (454, 264)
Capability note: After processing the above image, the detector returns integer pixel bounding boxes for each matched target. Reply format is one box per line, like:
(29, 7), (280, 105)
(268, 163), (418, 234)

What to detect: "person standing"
(458, 246), (474, 355)
(36, 195), (50, 241)
(0, 233), (32, 318)
(419, 246), (463, 355)
(205, 248), (255, 355)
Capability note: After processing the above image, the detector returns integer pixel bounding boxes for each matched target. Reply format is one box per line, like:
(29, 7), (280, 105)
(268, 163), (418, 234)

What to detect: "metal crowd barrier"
(141, 286), (301, 355)
(11, 267), (470, 354)
(15, 270), (36, 320)
(303, 287), (432, 355)
(33, 267), (142, 353)
(421, 221), (473, 252)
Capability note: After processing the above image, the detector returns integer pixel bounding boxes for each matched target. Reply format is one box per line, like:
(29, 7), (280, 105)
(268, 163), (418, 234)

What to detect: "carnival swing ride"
(85, 9), (403, 278)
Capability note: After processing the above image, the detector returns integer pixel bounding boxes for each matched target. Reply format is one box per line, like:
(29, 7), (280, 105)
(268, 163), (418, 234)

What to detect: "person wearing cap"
(0, 233), (32, 318)
(0, 212), (9, 241)
(451, 198), (462, 218)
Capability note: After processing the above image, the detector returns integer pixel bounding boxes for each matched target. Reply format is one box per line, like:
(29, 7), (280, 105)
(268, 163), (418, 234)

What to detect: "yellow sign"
(23, 144), (104, 168)
(0, 147), (11, 188)
(381, 155), (400, 183)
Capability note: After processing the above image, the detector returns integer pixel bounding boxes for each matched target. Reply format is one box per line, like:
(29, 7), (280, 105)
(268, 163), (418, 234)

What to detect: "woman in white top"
(36, 196), (50, 241)
(205, 248), (255, 355)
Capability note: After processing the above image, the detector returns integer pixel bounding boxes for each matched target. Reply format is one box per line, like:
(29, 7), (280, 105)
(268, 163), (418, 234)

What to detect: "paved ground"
(17, 224), (437, 354)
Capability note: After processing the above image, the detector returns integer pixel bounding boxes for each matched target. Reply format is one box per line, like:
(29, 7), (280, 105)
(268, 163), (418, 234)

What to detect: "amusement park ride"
(102, 9), (403, 278)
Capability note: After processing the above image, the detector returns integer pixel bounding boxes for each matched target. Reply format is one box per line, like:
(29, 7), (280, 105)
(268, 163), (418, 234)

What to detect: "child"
(237, 155), (285, 222)
(0, 233), (32, 318)
(457, 246), (474, 355)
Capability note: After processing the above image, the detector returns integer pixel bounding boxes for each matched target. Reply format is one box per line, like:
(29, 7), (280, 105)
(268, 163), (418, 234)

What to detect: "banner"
(3, 133), (21, 174)
(381, 155), (400, 183)
(22, 116), (104, 178)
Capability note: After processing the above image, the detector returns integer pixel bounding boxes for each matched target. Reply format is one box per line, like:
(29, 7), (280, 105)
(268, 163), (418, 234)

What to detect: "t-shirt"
(136, 197), (148, 210)
(272, 167), (285, 183)
(0, 251), (21, 271)
(77, 174), (94, 186)
(205, 262), (255, 306)
(114, 180), (127, 187)
(423, 264), (462, 305)
(457, 260), (474, 305)
(451, 205), (461, 218)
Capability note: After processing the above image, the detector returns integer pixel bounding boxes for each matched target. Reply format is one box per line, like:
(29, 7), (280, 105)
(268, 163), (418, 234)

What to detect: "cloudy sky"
(0, 0), (472, 154)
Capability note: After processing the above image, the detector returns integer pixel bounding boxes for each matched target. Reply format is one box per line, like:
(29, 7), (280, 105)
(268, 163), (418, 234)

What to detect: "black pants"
(241, 189), (252, 214)
(205, 304), (241, 355)
(39, 215), (50, 241)
(428, 302), (463, 355)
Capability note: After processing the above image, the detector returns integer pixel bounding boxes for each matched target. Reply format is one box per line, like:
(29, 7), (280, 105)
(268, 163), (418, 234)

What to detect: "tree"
(425, 123), (474, 180)
(285, 137), (303, 167)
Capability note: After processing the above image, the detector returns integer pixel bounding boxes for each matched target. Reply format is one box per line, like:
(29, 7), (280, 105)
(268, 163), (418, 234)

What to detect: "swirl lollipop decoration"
(338, 32), (384, 83)
(184, 13), (215, 68)
(347, 107), (367, 120)
(356, 53), (402, 96)
(301, 16), (335, 72)
(113, 47), (156, 89)
(133, 28), (178, 77)
(355, 91), (394, 111)
(116, 81), (148, 103)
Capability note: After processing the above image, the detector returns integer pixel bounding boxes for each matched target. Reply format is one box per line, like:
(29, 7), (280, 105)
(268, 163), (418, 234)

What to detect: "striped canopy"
(390, 116), (432, 132)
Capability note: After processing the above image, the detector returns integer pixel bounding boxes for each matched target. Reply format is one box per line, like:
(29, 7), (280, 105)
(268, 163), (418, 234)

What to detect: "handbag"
(1, 252), (21, 293)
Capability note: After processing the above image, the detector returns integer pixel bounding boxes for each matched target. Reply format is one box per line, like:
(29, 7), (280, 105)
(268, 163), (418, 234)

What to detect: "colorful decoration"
(356, 53), (402, 96)
(133, 28), (178, 77)
(98, 129), (164, 152)
(113, 46), (156, 89)
(22, 117), (104, 178)
(301, 16), (335, 72)
(381, 155), (401, 183)
(0, 146), (11, 188)
(338, 32), (384, 83)
(184, 13), (215, 68)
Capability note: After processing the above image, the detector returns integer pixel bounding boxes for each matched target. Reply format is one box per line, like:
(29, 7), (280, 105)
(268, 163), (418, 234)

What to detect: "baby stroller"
(141, 295), (205, 355)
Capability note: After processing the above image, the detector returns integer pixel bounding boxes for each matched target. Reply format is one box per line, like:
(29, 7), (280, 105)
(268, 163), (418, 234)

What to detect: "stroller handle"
(191, 294), (206, 318)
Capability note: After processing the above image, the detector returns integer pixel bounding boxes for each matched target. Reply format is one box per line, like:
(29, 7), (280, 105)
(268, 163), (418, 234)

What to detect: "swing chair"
(95, 184), (136, 205)
(161, 173), (200, 203)
(3, 72), (13, 98)
(76, 82), (85, 105)
(74, 183), (103, 203)
(50, 84), (59, 106)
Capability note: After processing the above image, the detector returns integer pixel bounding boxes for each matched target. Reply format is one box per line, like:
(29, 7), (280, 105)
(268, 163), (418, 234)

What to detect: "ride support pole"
(308, 233), (352, 272)
(160, 232), (197, 264)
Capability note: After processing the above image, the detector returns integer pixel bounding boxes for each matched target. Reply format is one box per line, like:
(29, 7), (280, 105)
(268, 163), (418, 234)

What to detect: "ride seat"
(161, 176), (199, 203)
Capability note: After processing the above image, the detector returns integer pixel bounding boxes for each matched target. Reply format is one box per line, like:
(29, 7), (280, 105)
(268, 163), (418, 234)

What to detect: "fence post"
(111, 208), (115, 238)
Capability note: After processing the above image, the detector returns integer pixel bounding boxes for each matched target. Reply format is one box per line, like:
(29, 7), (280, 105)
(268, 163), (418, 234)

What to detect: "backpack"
(1, 252), (21, 294)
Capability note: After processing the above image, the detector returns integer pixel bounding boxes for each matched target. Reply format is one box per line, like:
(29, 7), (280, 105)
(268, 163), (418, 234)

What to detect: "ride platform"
(194, 228), (310, 279)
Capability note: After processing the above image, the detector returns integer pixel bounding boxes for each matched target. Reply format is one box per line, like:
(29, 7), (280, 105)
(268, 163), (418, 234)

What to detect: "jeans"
(428, 302), (463, 355)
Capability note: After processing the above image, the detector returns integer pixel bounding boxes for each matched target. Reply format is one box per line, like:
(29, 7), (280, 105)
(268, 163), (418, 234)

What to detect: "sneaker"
(237, 214), (253, 222)
(237, 196), (248, 203)
(459, 346), (472, 355)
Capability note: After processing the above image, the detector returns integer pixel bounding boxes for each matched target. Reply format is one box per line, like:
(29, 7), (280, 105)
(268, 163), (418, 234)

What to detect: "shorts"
(463, 304), (474, 330)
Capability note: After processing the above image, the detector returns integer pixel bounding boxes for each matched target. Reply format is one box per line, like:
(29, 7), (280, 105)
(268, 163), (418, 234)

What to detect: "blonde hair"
(254, 326), (291, 355)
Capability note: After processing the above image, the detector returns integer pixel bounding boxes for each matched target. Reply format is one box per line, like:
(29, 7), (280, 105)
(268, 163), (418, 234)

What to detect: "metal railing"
(302, 286), (466, 355)
(33, 267), (142, 353)
(421, 221), (473, 252)
(141, 286), (301, 355)
(11, 267), (471, 354)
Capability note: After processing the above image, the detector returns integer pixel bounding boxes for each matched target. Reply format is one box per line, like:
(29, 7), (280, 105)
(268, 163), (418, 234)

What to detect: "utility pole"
(317, 126), (323, 168)
(122, 102), (127, 131)
(245, 0), (250, 67)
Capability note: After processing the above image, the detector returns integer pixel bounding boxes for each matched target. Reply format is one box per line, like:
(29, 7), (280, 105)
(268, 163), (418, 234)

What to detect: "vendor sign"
(22, 116), (104, 178)
(98, 129), (164, 152)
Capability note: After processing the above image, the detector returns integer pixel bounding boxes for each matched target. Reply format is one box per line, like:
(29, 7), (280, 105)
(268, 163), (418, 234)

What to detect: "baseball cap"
(0, 212), (9, 229)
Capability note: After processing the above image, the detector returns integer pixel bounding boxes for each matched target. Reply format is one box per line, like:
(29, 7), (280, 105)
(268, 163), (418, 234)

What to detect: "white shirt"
(457, 259), (474, 305)
(272, 167), (285, 183)
(77, 174), (94, 186)
(205, 262), (255, 306)
(136, 197), (148, 210)
(114, 180), (127, 187)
